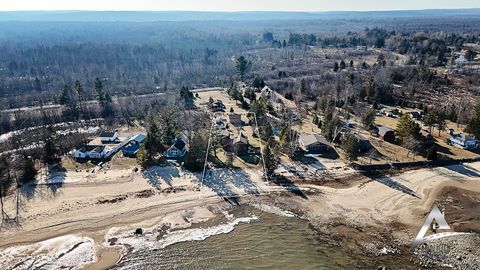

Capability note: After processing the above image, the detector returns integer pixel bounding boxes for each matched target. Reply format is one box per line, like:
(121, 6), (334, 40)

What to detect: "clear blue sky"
(1, 0), (479, 11)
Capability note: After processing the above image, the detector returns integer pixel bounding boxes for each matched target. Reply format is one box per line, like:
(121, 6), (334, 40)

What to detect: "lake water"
(111, 207), (413, 270)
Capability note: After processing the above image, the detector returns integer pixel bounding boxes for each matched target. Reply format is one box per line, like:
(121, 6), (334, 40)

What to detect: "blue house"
(122, 134), (146, 157)
(163, 137), (187, 159)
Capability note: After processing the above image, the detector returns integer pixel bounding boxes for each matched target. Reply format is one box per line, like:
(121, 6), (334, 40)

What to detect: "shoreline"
(1, 163), (480, 269)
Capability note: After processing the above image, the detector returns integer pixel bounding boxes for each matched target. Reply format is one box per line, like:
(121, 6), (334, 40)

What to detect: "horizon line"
(1, 7), (479, 13)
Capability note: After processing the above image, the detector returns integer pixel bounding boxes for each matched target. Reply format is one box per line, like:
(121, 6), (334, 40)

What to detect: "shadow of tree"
(143, 166), (180, 189)
(214, 168), (260, 195)
(436, 144), (454, 156)
(444, 164), (480, 177)
(369, 174), (420, 199)
(202, 169), (240, 205)
(270, 173), (308, 200)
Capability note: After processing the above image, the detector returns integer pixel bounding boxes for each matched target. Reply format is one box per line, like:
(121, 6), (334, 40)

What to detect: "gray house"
(298, 134), (331, 153)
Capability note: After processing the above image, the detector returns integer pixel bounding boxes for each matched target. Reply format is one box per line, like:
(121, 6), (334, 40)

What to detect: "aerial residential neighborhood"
(1, 3), (480, 270)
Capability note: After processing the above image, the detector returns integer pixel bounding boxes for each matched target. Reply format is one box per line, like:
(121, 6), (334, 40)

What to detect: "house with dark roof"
(100, 131), (119, 143)
(163, 138), (187, 158)
(122, 134), (146, 157)
(408, 111), (423, 120)
(354, 134), (372, 153)
(298, 133), (330, 153)
(378, 126), (395, 143)
(229, 113), (243, 127)
(211, 100), (226, 112)
(382, 108), (399, 118)
(233, 133), (249, 155)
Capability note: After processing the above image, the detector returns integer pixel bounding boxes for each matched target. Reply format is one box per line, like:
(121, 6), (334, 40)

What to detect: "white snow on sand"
(0, 235), (96, 270)
(248, 203), (295, 217)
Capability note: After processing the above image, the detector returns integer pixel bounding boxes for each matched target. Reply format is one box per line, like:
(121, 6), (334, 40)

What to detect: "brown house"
(378, 126), (395, 143)
(233, 133), (249, 155)
(229, 113), (243, 127)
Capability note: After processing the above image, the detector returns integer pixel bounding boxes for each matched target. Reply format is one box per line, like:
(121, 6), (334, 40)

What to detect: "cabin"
(211, 100), (226, 112)
(163, 138), (187, 158)
(408, 111), (423, 121)
(229, 113), (243, 127)
(378, 127), (395, 143)
(100, 131), (119, 143)
(454, 55), (467, 65)
(382, 108), (399, 118)
(73, 145), (107, 159)
(354, 134), (372, 153)
(260, 86), (273, 99)
(298, 133), (330, 153)
(218, 130), (231, 146)
(449, 130), (479, 150)
(356, 45), (367, 51)
(122, 134), (146, 157)
(233, 133), (249, 155)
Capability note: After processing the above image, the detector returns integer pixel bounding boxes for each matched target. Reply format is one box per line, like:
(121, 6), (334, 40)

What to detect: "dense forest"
(0, 11), (480, 135)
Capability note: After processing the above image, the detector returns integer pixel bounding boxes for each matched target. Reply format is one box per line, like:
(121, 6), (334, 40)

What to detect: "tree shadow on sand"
(143, 166), (180, 189)
(363, 173), (420, 199)
(444, 164), (480, 178)
(213, 168), (260, 195)
(270, 173), (308, 200)
(202, 169), (241, 205)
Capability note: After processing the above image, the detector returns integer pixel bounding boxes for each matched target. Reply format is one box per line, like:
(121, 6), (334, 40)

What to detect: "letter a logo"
(411, 205), (450, 247)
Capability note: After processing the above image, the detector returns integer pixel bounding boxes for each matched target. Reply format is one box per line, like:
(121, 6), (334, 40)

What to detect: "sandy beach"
(1, 160), (479, 269)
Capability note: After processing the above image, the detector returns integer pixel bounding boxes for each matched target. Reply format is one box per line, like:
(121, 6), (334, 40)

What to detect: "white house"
(261, 86), (273, 99)
(73, 145), (107, 159)
(100, 131), (119, 143)
(454, 55), (467, 65)
(450, 130), (479, 150)
(163, 138), (187, 158)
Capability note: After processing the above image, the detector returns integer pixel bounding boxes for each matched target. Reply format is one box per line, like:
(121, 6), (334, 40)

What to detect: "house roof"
(79, 145), (99, 153)
(100, 131), (117, 137)
(219, 130), (230, 137)
(354, 134), (368, 142)
(378, 126), (394, 136)
(92, 146), (106, 153)
(78, 145), (105, 153)
(130, 134), (146, 143)
(451, 132), (476, 142)
(234, 133), (249, 145)
(172, 138), (186, 151)
(229, 113), (241, 120)
(123, 144), (141, 154)
(299, 133), (329, 146)
(455, 55), (466, 63)
(261, 86), (272, 93)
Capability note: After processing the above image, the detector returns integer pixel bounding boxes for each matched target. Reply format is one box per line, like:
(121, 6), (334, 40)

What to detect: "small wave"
(249, 203), (295, 217)
(107, 215), (258, 252)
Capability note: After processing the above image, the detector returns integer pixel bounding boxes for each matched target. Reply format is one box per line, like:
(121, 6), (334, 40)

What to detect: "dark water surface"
(112, 207), (409, 270)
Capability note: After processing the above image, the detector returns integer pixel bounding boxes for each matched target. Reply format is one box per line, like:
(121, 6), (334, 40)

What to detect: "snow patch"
(106, 215), (258, 252)
(0, 235), (96, 270)
(249, 203), (295, 217)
